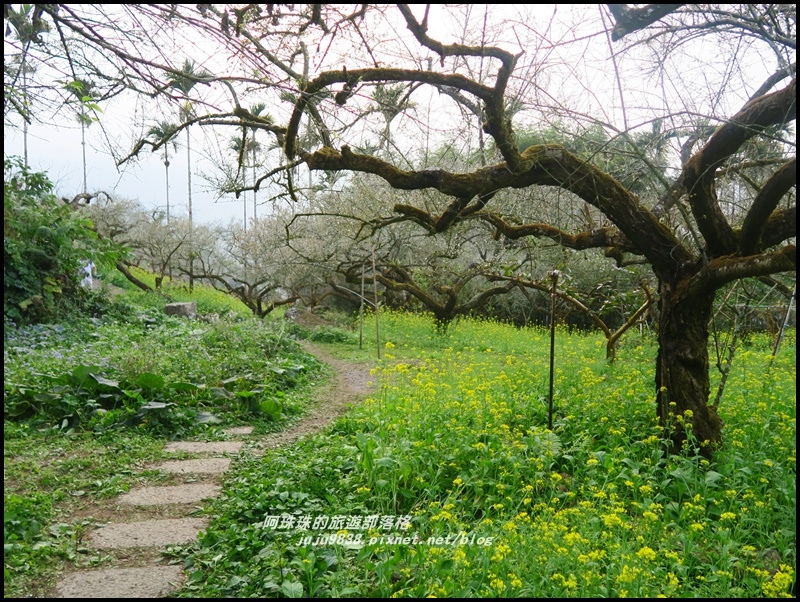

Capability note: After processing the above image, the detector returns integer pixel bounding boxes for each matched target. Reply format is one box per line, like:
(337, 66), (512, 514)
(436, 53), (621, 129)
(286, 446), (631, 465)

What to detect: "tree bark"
(656, 281), (722, 458)
(115, 261), (153, 292)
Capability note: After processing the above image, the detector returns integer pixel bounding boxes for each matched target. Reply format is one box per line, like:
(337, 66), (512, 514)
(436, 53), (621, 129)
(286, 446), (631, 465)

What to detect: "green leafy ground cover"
(4, 299), (796, 598)
(3, 283), (322, 597)
(178, 311), (795, 598)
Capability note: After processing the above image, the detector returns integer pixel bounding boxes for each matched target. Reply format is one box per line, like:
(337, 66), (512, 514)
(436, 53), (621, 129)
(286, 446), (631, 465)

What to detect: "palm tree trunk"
(81, 117), (87, 194)
(187, 126), (194, 292)
(252, 146), (257, 224)
(165, 145), (171, 225)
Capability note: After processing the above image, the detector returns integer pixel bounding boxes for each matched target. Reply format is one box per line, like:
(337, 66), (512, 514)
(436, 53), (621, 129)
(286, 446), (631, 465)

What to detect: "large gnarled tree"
(12, 4), (797, 457)
(286, 5), (795, 456)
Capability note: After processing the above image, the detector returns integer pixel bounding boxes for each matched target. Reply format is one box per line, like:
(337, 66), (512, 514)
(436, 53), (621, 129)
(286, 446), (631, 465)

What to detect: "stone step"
(223, 426), (254, 436)
(164, 441), (243, 454)
(89, 517), (208, 549)
(52, 427), (259, 598)
(55, 565), (184, 598)
(118, 483), (220, 506)
(157, 458), (231, 474)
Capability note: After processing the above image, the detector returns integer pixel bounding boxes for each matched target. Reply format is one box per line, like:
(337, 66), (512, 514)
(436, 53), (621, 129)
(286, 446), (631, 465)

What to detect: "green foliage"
(3, 426), (167, 596)
(4, 301), (794, 597)
(309, 326), (359, 345)
(3, 157), (117, 325)
(4, 308), (321, 435)
(2, 286), (325, 595)
(180, 313), (795, 598)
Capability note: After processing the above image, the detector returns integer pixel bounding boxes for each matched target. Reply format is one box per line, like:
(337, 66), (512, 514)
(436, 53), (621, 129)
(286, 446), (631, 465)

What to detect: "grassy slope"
(3, 277), (319, 597)
(179, 311), (796, 598)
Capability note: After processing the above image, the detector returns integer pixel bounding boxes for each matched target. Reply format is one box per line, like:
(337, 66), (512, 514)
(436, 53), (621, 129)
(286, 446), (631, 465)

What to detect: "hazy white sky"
(3, 5), (606, 228)
(4, 100), (250, 226)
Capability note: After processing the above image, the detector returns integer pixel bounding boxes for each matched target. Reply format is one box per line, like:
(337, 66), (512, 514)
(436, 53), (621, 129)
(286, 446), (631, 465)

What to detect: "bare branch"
(682, 78), (796, 256)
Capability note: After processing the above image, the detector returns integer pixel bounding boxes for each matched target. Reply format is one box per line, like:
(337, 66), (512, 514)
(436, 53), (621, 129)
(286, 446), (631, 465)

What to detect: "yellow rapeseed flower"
(762, 565), (794, 598)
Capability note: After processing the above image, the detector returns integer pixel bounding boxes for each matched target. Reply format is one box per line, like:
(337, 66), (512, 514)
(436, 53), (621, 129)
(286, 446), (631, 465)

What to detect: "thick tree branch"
(748, 62), (796, 103)
(607, 4), (685, 41)
(681, 245), (796, 300)
(397, 4), (517, 63)
(682, 78), (796, 256)
(481, 213), (640, 260)
(739, 158), (796, 255)
(286, 69), (493, 159)
(760, 207), (796, 249)
(114, 260), (153, 292)
(306, 144), (688, 274)
(396, 4), (522, 170)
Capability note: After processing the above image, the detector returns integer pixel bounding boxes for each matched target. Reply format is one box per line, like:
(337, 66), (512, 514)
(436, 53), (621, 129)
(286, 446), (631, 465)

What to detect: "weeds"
(180, 312), (795, 598)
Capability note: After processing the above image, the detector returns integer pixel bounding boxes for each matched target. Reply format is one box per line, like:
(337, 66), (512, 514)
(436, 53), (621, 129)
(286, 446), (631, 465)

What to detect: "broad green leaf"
(281, 581), (303, 598)
(72, 365), (102, 386)
(169, 381), (200, 392)
(136, 372), (165, 390)
(258, 398), (282, 417)
(211, 387), (233, 399)
(91, 374), (120, 389)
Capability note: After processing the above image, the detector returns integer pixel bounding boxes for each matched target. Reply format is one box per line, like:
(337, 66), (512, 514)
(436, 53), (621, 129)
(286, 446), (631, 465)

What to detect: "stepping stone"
(118, 483), (220, 506)
(89, 517), (208, 549)
(55, 565), (184, 598)
(157, 458), (231, 474)
(224, 426), (254, 436)
(164, 441), (243, 454)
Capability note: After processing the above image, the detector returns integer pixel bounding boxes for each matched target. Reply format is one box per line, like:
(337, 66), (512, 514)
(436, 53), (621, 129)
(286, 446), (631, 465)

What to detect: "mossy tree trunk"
(656, 282), (722, 457)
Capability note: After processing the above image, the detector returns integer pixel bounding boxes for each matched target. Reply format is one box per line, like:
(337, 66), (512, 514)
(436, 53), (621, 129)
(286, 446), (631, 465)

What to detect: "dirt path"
(256, 342), (377, 449)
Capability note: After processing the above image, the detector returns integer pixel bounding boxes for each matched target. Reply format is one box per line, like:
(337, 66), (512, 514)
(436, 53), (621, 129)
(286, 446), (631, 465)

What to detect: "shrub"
(3, 157), (118, 325)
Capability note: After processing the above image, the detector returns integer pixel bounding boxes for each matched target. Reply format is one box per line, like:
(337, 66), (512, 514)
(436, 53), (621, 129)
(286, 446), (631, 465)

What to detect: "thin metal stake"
(372, 248), (381, 359)
(548, 270), (559, 430)
(359, 261), (365, 349)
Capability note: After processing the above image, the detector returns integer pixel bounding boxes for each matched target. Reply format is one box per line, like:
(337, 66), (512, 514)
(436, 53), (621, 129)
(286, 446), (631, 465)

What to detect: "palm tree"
(168, 59), (211, 291)
(229, 102), (270, 229)
(64, 78), (98, 194)
(145, 121), (179, 223)
(229, 133), (260, 232)
(248, 103), (268, 224)
(5, 5), (49, 167)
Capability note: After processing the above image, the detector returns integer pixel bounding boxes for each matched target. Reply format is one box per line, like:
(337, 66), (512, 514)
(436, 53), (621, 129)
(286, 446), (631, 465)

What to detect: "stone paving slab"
(164, 441), (244, 454)
(157, 458), (231, 474)
(89, 517), (208, 549)
(224, 426), (254, 436)
(118, 483), (221, 506)
(55, 565), (184, 598)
